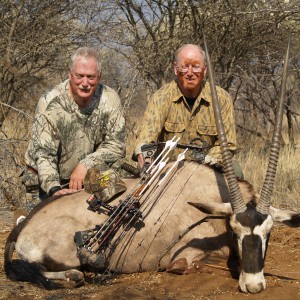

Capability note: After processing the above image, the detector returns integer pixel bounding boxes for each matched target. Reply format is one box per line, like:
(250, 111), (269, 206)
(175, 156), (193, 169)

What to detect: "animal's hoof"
(166, 258), (188, 275)
(72, 278), (85, 288)
(65, 270), (85, 287)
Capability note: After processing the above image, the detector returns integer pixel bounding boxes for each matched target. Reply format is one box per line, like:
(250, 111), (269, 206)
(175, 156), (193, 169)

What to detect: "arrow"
(157, 148), (188, 187)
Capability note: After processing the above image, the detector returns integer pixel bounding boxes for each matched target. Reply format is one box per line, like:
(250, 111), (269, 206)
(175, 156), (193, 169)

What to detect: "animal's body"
(5, 161), (300, 293)
(5, 162), (253, 285)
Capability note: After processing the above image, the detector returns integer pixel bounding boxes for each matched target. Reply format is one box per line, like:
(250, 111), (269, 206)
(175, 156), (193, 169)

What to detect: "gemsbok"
(5, 39), (299, 294)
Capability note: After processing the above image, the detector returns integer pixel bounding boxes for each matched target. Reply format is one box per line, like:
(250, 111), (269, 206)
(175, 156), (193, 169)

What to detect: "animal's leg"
(183, 260), (213, 275)
(166, 257), (214, 275)
(166, 258), (188, 275)
(65, 270), (85, 287)
(42, 269), (85, 287)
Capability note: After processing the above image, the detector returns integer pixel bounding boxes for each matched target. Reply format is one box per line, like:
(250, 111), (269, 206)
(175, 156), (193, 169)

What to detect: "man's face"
(174, 46), (207, 97)
(68, 57), (101, 106)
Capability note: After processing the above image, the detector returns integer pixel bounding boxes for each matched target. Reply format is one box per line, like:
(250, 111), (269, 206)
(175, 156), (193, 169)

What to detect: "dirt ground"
(1, 210), (300, 300)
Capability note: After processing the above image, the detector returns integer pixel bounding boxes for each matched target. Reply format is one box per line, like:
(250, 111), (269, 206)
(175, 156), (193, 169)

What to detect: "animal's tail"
(4, 224), (61, 289)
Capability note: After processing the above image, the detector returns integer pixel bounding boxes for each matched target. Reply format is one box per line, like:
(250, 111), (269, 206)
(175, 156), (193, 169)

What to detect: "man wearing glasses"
(23, 47), (125, 211)
(134, 44), (242, 177)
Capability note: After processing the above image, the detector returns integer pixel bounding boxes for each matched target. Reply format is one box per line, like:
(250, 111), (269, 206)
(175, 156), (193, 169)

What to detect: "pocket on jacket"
(197, 125), (218, 136)
(164, 121), (185, 133)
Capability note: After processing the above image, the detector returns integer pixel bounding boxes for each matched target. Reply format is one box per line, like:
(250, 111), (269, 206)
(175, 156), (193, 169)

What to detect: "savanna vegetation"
(0, 0), (299, 210)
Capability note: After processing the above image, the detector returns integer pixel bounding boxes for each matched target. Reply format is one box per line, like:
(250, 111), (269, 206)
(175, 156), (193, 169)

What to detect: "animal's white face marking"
(253, 215), (273, 258)
(229, 214), (251, 259)
(229, 211), (274, 293)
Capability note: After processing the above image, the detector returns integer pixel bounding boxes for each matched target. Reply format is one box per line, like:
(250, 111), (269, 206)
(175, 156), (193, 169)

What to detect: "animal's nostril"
(246, 282), (264, 294)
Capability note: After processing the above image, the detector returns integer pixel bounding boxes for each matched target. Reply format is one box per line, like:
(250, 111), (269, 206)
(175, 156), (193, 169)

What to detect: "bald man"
(134, 44), (242, 178)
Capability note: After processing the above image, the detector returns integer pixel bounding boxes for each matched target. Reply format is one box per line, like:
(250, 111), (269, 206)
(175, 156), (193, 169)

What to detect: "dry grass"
(237, 138), (300, 210)
(124, 126), (300, 211)
(0, 108), (299, 212)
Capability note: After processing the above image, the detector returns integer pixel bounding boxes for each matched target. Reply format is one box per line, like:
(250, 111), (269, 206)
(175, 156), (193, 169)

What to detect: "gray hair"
(174, 44), (207, 66)
(69, 47), (102, 74)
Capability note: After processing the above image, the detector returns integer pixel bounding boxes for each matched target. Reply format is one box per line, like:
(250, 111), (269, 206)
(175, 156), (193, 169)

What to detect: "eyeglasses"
(176, 65), (204, 73)
(71, 72), (99, 81)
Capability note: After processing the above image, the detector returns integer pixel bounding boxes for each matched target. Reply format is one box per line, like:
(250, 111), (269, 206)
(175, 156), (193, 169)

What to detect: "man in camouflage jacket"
(24, 47), (125, 207)
(135, 44), (241, 176)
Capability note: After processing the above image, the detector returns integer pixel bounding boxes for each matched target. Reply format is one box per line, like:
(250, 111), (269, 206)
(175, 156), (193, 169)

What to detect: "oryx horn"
(257, 38), (290, 215)
(203, 34), (246, 214)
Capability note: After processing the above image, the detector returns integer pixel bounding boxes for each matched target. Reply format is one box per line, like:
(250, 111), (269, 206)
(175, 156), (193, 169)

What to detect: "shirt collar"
(171, 79), (212, 104)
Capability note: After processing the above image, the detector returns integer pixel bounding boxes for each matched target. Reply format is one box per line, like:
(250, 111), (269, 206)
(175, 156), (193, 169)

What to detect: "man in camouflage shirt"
(135, 44), (242, 177)
(24, 47), (125, 208)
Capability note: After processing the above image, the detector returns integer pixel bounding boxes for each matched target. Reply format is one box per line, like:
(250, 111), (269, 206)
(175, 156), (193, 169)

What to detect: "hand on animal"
(137, 153), (145, 170)
(204, 155), (218, 166)
(69, 163), (88, 190)
(137, 153), (153, 172)
(53, 188), (79, 196)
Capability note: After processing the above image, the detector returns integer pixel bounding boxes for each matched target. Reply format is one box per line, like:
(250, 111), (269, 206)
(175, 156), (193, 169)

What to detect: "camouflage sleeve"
(134, 93), (169, 156)
(80, 91), (126, 170)
(207, 87), (237, 161)
(30, 98), (61, 194)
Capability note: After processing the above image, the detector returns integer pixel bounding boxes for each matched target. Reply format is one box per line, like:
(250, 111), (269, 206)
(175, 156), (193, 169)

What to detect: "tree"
(97, 0), (300, 143)
(1, 0), (299, 208)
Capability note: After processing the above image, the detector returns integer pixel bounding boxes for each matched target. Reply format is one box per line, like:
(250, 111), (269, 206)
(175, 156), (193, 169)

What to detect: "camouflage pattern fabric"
(21, 167), (39, 190)
(84, 168), (127, 202)
(135, 80), (237, 163)
(25, 80), (125, 195)
(21, 167), (47, 212)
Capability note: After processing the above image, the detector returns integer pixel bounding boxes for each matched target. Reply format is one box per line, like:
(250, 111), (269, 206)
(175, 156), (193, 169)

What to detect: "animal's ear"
(188, 201), (232, 216)
(269, 206), (300, 227)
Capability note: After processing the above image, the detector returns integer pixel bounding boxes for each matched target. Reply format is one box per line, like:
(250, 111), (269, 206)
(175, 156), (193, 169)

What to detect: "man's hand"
(69, 163), (88, 190)
(204, 155), (219, 166)
(53, 188), (78, 197)
(137, 153), (153, 171)
(137, 153), (146, 170)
